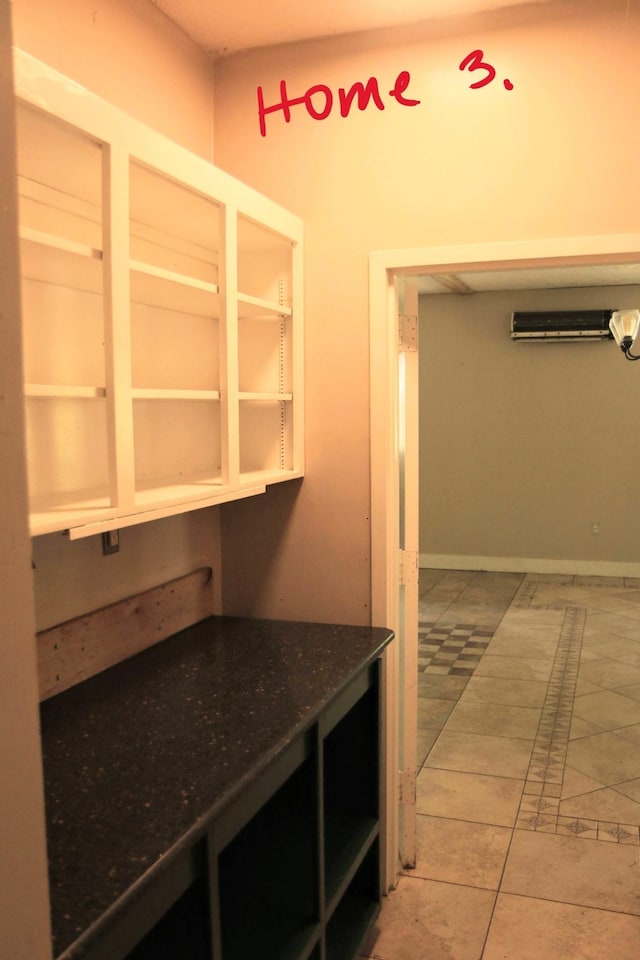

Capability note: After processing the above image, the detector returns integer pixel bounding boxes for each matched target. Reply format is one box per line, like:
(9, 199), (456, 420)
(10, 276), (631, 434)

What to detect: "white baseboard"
(420, 553), (640, 579)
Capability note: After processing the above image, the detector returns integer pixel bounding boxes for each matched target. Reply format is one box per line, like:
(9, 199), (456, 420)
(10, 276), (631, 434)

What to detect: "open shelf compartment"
(25, 395), (112, 525)
(127, 878), (212, 960)
(239, 312), (291, 395)
(217, 754), (320, 960)
(133, 398), (222, 501)
(21, 257), (105, 388)
(237, 214), (293, 306)
(16, 101), (103, 251)
(239, 399), (294, 476)
(325, 841), (380, 960)
(131, 301), (220, 393)
(323, 667), (380, 913)
(129, 160), (220, 287)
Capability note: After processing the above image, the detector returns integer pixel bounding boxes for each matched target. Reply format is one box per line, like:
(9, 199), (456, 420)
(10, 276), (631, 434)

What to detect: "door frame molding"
(369, 232), (640, 890)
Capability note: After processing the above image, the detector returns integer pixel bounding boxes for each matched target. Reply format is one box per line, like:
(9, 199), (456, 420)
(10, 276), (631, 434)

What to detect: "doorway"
(369, 233), (640, 889)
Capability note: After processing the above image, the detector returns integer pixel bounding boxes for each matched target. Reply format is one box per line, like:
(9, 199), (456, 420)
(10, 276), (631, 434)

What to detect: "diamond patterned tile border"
(515, 605), (640, 844)
(511, 574), (568, 611)
(520, 606), (583, 814)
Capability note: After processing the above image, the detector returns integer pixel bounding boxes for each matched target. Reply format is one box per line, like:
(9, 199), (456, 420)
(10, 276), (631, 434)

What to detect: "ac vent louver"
(511, 309), (614, 341)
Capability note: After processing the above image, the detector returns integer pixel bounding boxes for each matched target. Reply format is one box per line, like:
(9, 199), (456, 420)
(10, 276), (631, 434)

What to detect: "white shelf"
(239, 392), (293, 402)
(19, 225), (102, 260)
(238, 292), (292, 319)
(18, 173), (101, 233)
(130, 266), (220, 318)
(19, 235), (103, 296)
(130, 258), (219, 294)
(132, 388), (220, 401)
(239, 468), (304, 487)
(25, 384), (106, 399)
(134, 478), (226, 508)
(130, 217), (218, 282)
(66, 483), (268, 540)
(30, 497), (116, 538)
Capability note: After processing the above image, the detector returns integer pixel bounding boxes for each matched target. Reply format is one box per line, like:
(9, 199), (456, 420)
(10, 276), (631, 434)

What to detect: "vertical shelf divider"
(103, 142), (135, 511)
(316, 722), (328, 960)
(221, 203), (239, 488)
(291, 238), (305, 476)
(278, 279), (287, 472)
(206, 825), (224, 960)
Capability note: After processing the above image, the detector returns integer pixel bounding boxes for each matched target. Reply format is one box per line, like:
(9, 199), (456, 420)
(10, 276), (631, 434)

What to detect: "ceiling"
(149, 0), (547, 58)
(417, 262), (640, 295)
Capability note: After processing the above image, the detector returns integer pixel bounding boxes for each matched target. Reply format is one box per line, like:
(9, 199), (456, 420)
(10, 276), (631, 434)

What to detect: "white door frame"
(369, 232), (640, 890)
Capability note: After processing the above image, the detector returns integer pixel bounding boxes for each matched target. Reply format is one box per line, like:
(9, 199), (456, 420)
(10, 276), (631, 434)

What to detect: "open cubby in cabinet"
(14, 50), (303, 539)
(216, 749), (320, 960)
(119, 661), (382, 960)
(43, 643), (385, 960)
(126, 870), (212, 960)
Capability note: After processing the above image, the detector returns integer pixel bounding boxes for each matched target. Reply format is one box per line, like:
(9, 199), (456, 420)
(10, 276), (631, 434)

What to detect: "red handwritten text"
(257, 71), (421, 137)
(257, 52), (513, 135)
(460, 49), (514, 91)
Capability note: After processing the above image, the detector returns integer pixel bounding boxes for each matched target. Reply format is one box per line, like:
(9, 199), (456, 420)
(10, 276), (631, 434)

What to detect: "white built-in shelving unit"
(14, 50), (304, 539)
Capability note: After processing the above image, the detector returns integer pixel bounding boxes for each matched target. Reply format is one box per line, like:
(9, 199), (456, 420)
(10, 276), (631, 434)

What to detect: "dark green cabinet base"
(41, 618), (393, 960)
(125, 663), (382, 960)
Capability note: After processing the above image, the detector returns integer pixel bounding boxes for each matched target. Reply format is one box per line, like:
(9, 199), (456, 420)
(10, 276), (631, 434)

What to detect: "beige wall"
(214, 2), (640, 620)
(11, 0), (215, 159)
(420, 284), (640, 569)
(12, 0), (223, 631)
(32, 512), (222, 632)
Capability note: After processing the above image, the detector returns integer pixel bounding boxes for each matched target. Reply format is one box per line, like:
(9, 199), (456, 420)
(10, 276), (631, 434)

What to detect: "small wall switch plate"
(102, 530), (120, 555)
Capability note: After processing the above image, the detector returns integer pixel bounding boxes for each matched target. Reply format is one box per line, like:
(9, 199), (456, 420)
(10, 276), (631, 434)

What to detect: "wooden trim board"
(38, 567), (214, 701)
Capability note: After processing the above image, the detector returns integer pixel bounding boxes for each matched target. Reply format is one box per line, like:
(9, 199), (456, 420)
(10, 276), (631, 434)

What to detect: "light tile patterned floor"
(363, 569), (640, 960)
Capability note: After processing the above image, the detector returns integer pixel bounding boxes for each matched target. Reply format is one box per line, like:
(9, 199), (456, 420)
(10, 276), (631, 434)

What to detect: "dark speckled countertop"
(40, 615), (393, 958)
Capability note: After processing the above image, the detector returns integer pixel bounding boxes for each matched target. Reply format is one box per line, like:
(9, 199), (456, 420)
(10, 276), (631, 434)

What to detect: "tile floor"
(363, 569), (640, 959)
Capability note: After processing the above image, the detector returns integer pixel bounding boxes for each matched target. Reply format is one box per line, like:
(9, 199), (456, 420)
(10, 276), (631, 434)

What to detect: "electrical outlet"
(102, 530), (120, 555)
(591, 522), (600, 536)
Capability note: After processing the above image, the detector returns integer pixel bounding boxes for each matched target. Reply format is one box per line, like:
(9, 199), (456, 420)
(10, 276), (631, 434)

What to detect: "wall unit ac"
(511, 309), (614, 341)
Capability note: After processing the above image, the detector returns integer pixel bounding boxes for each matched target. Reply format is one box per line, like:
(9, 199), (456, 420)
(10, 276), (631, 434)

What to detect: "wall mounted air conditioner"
(511, 309), (614, 341)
